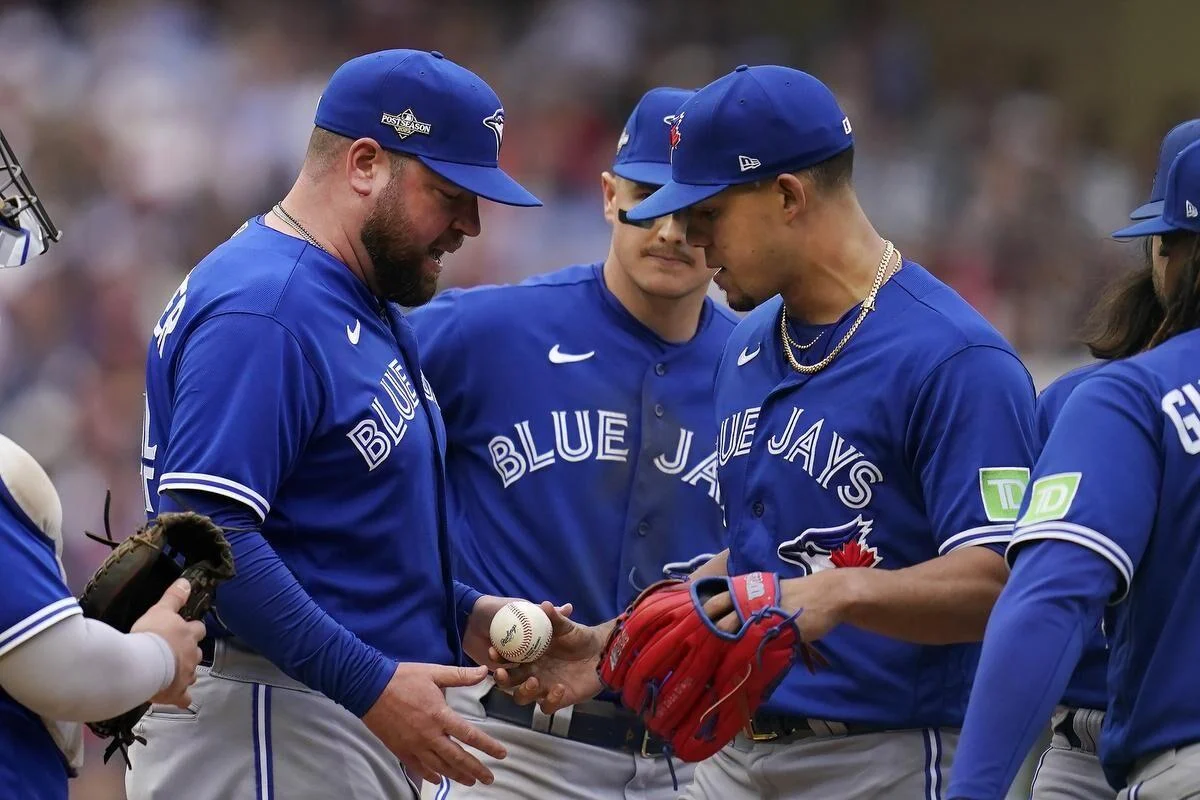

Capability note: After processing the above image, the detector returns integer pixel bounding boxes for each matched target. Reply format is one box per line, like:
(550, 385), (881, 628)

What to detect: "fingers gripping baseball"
(489, 600), (554, 663)
(491, 602), (607, 713)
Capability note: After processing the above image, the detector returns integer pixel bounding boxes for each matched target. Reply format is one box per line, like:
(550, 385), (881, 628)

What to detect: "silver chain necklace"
(272, 203), (332, 256)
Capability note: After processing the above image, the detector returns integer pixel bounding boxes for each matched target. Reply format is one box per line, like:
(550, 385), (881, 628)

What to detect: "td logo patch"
(979, 467), (1030, 522)
(1017, 472), (1082, 527)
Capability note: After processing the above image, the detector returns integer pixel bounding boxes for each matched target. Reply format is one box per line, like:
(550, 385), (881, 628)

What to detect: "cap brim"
(625, 181), (729, 221)
(612, 162), (672, 187)
(1129, 199), (1164, 220)
(417, 155), (542, 207)
(1111, 216), (1176, 240)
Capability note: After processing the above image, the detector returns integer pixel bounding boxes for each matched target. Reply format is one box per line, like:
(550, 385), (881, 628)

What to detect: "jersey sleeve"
(157, 312), (323, 521)
(1007, 371), (1161, 602)
(407, 289), (472, 427)
(0, 500), (79, 658)
(908, 346), (1037, 555)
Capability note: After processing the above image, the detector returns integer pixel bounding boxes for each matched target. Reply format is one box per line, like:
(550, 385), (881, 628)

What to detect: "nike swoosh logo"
(737, 345), (761, 366)
(548, 344), (595, 364)
(347, 319), (361, 345)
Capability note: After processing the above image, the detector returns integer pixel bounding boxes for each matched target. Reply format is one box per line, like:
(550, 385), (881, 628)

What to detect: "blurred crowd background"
(1, 0), (1196, 796)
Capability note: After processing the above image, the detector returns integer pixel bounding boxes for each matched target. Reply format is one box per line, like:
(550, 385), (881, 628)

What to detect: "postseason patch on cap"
(381, 109), (433, 139)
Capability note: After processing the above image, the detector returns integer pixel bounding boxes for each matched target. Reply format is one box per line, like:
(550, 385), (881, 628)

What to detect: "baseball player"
(948, 139), (1200, 800)
(1021, 118), (1200, 800)
(127, 50), (550, 800)
(407, 86), (736, 800)
(497, 64), (1037, 799)
(0, 135), (205, 800)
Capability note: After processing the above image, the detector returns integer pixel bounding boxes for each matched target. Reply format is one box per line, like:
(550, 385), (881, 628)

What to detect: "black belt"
(480, 688), (885, 754)
(480, 688), (668, 756)
(745, 711), (888, 742)
(1054, 709), (1081, 748)
(1053, 708), (1103, 752)
(200, 638), (215, 667)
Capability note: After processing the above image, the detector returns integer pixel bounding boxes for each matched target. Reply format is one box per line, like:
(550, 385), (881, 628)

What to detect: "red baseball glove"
(598, 572), (826, 762)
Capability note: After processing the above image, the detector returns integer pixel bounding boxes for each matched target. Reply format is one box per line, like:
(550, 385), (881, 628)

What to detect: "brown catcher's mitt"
(78, 495), (235, 764)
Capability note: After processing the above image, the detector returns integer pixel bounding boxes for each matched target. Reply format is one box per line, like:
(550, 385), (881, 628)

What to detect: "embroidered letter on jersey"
(347, 359), (423, 470)
(1162, 379), (1200, 454)
(722, 405), (884, 509)
(487, 410), (720, 501)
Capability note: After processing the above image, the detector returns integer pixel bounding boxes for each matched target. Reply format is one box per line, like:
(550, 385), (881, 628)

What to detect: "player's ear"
(776, 173), (808, 221)
(600, 171), (619, 225)
(346, 138), (388, 198)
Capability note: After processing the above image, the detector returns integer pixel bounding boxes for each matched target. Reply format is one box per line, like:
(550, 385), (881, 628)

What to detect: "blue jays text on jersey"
(0, 477), (80, 800)
(715, 261), (1036, 729)
(142, 216), (460, 665)
(1033, 363), (1109, 712)
(408, 263), (736, 625)
(1007, 329), (1200, 788)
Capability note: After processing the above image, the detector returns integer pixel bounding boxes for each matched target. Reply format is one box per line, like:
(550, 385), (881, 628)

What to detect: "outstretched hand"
(490, 601), (612, 715)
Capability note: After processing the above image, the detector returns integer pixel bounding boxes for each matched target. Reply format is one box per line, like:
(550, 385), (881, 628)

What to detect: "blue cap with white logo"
(626, 64), (853, 221)
(1111, 139), (1200, 239)
(1126, 118), (1200, 222)
(314, 49), (541, 207)
(612, 87), (696, 186)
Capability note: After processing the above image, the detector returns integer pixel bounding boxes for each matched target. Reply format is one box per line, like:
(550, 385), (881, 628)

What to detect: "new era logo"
(738, 155), (761, 172)
(843, 117), (852, 135)
(1187, 200), (1198, 219)
(381, 109), (432, 139)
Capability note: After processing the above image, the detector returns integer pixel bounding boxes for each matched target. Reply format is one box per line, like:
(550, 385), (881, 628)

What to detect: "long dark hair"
(1147, 230), (1200, 347)
(1082, 238), (1164, 359)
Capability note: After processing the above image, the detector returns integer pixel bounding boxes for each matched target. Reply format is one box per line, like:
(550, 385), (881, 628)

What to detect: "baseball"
(490, 600), (553, 663)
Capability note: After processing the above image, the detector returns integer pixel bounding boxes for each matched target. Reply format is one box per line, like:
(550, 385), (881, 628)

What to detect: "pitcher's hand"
(362, 662), (507, 787)
(491, 602), (610, 714)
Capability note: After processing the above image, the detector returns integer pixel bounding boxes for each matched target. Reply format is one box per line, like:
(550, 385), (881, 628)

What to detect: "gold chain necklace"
(272, 203), (332, 256)
(785, 326), (825, 351)
(780, 240), (899, 375)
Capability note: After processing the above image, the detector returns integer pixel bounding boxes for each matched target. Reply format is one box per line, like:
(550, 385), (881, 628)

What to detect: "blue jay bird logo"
(661, 552), (719, 579)
(776, 515), (881, 575)
(483, 110), (505, 157)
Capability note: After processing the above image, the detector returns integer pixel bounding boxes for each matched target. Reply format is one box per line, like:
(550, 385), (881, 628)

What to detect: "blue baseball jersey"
(715, 262), (1036, 728)
(1008, 329), (1200, 787)
(1034, 363), (1108, 711)
(0, 477), (79, 800)
(142, 216), (459, 666)
(408, 263), (735, 625)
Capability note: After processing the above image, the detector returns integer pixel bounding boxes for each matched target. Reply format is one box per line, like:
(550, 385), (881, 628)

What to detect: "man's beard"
(361, 181), (438, 307)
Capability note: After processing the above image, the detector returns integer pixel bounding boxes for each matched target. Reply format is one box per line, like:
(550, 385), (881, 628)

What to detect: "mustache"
(642, 246), (694, 265)
(431, 234), (464, 253)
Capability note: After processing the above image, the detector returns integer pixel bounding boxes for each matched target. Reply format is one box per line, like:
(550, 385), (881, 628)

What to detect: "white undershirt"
(0, 613), (175, 721)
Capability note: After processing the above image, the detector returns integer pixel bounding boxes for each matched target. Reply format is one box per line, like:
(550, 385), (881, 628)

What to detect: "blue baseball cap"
(626, 64), (853, 221)
(612, 87), (696, 186)
(1111, 139), (1200, 239)
(1126, 119), (1200, 221)
(314, 49), (541, 207)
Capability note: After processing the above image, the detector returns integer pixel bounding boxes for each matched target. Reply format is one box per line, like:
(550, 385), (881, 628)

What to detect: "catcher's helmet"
(0, 128), (61, 267)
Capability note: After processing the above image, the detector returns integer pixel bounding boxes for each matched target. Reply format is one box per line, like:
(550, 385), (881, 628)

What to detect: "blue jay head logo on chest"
(777, 515), (881, 575)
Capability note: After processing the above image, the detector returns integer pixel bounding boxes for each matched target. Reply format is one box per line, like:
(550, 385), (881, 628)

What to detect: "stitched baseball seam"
(519, 613), (534, 658)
